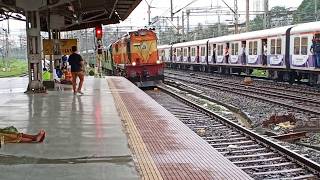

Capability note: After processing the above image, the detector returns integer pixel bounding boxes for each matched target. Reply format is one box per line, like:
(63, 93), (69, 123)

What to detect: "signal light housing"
(95, 25), (103, 39)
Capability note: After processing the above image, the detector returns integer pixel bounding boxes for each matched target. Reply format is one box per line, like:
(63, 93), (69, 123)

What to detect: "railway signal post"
(95, 25), (103, 77)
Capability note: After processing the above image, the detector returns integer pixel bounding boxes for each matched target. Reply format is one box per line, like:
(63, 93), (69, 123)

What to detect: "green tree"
(249, 6), (290, 31)
(293, 0), (320, 24)
(249, 14), (264, 31)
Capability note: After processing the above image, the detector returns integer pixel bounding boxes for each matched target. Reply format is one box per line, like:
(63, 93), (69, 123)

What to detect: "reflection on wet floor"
(0, 77), (139, 180)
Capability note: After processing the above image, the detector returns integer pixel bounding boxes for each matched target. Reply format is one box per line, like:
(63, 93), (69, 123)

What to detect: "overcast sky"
(0, 0), (304, 35)
(115, 0), (304, 27)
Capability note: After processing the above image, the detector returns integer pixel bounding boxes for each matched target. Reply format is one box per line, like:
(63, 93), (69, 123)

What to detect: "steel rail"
(157, 84), (320, 176)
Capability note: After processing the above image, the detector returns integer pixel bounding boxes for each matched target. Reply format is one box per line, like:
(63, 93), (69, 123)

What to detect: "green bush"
(0, 59), (27, 78)
(89, 70), (95, 76)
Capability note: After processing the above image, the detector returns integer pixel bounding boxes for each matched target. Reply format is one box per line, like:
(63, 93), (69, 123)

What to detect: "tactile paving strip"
(108, 77), (252, 180)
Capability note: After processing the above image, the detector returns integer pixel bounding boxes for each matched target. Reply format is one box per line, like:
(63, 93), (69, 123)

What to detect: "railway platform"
(0, 76), (252, 180)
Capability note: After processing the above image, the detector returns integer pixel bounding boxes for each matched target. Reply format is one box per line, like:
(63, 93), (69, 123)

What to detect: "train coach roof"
(290, 21), (320, 34)
(158, 44), (172, 49)
(172, 39), (208, 48)
(208, 25), (291, 43)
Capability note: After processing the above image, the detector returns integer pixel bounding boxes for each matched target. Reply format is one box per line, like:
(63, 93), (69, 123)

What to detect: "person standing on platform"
(68, 46), (85, 95)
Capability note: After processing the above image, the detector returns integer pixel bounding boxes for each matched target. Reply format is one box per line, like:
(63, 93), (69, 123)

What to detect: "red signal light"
(95, 25), (103, 39)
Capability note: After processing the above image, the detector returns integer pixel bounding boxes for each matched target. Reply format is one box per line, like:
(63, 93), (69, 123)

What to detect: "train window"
(208, 45), (212, 56)
(276, 38), (282, 54)
(217, 45), (223, 56)
(231, 43), (234, 55)
(235, 43), (239, 55)
(271, 39), (276, 55)
(253, 41), (258, 55)
(301, 37), (308, 55)
(177, 49), (181, 56)
(201, 46), (206, 56)
(294, 37), (300, 55)
(183, 48), (188, 56)
(191, 47), (196, 56)
(249, 41), (253, 55)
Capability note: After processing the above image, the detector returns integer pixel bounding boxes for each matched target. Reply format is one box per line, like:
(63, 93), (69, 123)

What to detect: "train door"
(216, 44), (224, 64)
(190, 46), (196, 63)
(262, 39), (267, 66)
(241, 41), (246, 65)
(213, 44), (217, 64)
(183, 47), (188, 62)
(230, 42), (240, 64)
(176, 48), (181, 62)
(199, 45), (206, 64)
(196, 46), (200, 63)
(188, 47), (191, 62)
(225, 43), (230, 64)
(291, 35), (311, 68)
(207, 44), (212, 63)
(268, 37), (285, 67)
(173, 48), (177, 62)
(247, 39), (260, 65)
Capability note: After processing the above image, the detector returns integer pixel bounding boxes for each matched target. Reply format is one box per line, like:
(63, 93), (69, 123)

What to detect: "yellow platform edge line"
(108, 79), (163, 180)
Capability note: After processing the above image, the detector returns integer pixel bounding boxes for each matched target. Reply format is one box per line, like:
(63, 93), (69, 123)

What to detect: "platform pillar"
(26, 11), (45, 92)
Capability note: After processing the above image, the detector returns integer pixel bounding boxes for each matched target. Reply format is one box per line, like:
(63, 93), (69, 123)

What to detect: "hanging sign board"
(43, 39), (77, 55)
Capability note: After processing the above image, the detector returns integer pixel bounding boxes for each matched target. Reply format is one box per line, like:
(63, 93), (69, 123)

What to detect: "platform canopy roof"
(0, 0), (142, 31)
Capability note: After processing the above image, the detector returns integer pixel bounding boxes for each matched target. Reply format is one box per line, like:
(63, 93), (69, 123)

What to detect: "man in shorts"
(68, 46), (85, 95)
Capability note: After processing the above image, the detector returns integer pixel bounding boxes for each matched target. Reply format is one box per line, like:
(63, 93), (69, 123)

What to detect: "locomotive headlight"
(132, 62), (136, 66)
(156, 60), (161, 64)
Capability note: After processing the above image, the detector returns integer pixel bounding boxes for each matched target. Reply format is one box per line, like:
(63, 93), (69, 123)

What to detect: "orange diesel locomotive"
(106, 29), (164, 87)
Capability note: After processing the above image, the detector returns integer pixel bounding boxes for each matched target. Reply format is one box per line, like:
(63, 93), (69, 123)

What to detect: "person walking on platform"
(68, 46), (85, 95)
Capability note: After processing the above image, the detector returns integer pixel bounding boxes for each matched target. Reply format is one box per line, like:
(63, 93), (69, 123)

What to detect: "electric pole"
(218, 13), (221, 36)
(148, 4), (151, 25)
(234, 0), (239, 34)
(315, 0), (318, 21)
(182, 11), (185, 41)
(264, 0), (269, 29)
(246, 0), (250, 32)
(171, 0), (173, 21)
(186, 10), (190, 41)
(177, 15), (180, 41)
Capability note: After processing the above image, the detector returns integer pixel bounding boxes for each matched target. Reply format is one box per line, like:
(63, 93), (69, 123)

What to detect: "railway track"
(165, 71), (320, 116)
(166, 69), (320, 97)
(166, 70), (320, 98)
(147, 86), (320, 179)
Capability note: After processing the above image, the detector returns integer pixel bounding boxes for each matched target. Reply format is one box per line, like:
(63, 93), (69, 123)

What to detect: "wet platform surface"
(0, 77), (138, 180)
(108, 77), (252, 180)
